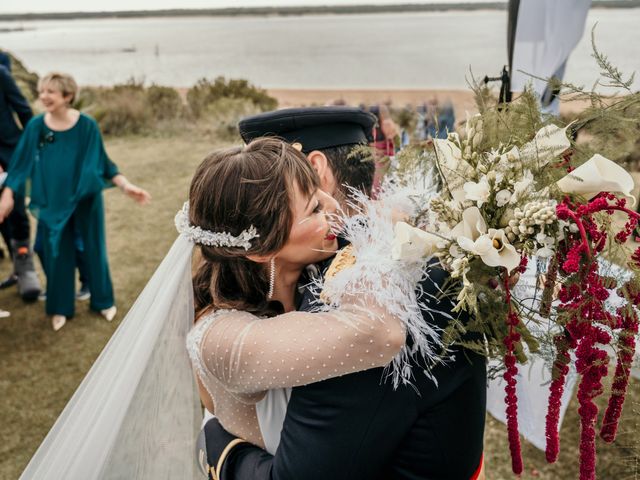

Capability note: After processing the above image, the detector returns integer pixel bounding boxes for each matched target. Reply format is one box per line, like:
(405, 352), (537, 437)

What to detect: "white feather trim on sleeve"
(316, 173), (451, 388)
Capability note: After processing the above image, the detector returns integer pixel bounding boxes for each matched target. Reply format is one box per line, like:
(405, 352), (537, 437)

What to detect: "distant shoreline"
(1, 1), (639, 22)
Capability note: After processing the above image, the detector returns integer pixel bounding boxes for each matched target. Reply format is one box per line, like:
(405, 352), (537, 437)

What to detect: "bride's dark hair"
(189, 137), (319, 318)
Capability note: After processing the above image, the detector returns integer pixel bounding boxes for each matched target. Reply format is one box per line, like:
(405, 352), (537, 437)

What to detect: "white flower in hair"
(174, 202), (259, 250)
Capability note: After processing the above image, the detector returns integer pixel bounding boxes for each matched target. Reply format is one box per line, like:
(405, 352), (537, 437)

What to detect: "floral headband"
(174, 202), (259, 250)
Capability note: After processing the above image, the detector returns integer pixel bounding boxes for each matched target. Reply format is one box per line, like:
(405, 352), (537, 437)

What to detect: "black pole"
(507, 0), (521, 80)
(483, 0), (519, 105)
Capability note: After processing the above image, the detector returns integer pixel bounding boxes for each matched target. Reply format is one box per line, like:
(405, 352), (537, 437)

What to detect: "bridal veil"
(19, 234), (202, 480)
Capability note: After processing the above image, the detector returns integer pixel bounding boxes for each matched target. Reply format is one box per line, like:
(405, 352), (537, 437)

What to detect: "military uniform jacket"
(204, 260), (487, 480)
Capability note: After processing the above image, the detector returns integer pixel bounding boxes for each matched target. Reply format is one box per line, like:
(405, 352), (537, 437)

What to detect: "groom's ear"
(307, 150), (328, 175)
(307, 150), (336, 194)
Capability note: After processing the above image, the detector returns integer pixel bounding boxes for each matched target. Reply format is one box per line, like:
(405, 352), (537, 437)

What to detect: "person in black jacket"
(202, 107), (487, 480)
(0, 52), (41, 301)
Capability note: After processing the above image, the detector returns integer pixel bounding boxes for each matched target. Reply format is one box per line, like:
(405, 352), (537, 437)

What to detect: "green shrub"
(77, 81), (187, 136)
(75, 86), (103, 111)
(146, 85), (184, 120)
(187, 76), (277, 118)
(88, 81), (152, 136)
(203, 97), (266, 141)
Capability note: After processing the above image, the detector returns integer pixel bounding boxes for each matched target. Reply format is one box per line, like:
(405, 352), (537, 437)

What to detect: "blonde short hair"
(38, 72), (78, 105)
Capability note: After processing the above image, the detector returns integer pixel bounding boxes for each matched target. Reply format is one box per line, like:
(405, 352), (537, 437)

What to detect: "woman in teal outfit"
(0, 72), (151, 331)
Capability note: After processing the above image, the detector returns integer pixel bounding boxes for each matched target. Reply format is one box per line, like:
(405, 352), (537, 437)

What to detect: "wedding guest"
(0, 72), (151, 331)
(34, 223), (92, 301)
(368, 104), (399, 195)
(0, 51), (42, 301)
(436, 99), (456, 139)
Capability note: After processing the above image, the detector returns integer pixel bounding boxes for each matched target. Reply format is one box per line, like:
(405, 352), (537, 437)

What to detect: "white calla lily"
(557, 154), (636, 206)
(480, 229), (521, 273)
(452, 207), (520, 273)
(458, 234), (494, 257)
(449, 188), (467, 204)
(433, 135), (463, 171)
(521, 124), (571, 166)
(450, 206), (487, 243)
(391, 222), (441, 262)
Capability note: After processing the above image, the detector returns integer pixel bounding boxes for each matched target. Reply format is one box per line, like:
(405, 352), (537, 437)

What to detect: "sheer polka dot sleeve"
(199, 302), (405, 396)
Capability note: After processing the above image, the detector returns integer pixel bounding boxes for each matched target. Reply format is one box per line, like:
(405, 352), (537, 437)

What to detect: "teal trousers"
(42, 193), (114, 317)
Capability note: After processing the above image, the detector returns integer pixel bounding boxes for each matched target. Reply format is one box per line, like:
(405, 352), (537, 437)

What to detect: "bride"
(19, 138), (437, 479)
(184, 137), (428, 456)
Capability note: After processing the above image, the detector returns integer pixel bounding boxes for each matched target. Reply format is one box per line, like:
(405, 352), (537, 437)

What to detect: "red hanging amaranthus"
(543, 195), (640, 479)
(600, 269), (640, 443)
(599, 304), (639, 442)
(544, 331), (575, 463)
(502, 258), (529, 475)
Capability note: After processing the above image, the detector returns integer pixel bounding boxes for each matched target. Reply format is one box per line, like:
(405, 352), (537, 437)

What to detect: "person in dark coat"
(0, 51), (41, 301)
(200, 107), (487, 480)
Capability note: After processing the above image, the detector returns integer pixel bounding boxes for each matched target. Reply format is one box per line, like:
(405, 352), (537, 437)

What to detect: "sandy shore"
(270, 88), (591, 118)
(179, 87), (588, 119)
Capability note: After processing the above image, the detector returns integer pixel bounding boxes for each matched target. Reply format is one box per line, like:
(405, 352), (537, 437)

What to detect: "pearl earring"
(267, 257), (276, 299)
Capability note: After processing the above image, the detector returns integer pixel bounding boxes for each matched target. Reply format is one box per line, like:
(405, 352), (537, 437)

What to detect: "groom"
(202, 106), (487, 480)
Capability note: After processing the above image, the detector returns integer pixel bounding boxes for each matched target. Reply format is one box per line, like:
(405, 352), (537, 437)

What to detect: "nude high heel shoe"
(52, 315), (67, 331)
(100, 306), (117, 322)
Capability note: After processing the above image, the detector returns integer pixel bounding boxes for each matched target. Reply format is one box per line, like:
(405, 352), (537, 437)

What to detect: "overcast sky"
(0, 0), (506, 14)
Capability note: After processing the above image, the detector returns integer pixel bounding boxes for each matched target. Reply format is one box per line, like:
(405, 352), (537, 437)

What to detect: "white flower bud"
(472, 132), (483, 149)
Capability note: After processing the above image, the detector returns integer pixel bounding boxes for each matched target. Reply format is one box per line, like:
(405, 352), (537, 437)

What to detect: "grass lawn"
(0, 132), (638, 479)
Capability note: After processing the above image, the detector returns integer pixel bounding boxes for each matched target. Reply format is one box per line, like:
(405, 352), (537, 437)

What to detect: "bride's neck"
(270, 263), (303, 313)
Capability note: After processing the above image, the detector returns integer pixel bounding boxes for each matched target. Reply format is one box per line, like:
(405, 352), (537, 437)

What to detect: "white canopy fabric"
(486, 260), (578, 451)
(511, 0), (591, 96)
(487, 357), (578, 452)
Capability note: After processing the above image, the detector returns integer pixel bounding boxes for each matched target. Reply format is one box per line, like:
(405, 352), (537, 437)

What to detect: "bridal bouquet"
(389, 92), (640, 479)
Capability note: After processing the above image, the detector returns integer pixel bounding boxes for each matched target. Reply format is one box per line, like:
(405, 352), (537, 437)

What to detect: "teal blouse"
(6, 113), (119, 256)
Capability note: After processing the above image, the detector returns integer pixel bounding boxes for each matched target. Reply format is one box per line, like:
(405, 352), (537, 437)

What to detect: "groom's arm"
(202, 418), (274, 479)
(205, 368), (411, 480)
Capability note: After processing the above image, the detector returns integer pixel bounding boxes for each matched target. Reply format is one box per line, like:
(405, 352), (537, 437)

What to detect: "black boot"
(12, 239), (41, 302)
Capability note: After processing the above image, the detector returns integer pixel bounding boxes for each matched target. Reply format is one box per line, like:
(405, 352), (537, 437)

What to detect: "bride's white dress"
(187, 310), (291, 454)
(184, 290), (418, 453)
